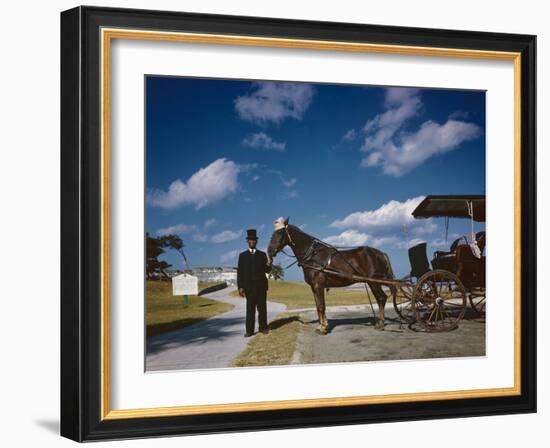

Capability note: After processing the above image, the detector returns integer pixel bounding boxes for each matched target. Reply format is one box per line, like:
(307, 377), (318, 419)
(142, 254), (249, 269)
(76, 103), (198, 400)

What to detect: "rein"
(278, 226), (325, 269)
(274, 226), (347, 271)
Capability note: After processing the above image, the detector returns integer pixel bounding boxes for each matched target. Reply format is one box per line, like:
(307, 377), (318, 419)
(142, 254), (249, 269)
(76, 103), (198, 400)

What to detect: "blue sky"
(146, 76), (486, 280)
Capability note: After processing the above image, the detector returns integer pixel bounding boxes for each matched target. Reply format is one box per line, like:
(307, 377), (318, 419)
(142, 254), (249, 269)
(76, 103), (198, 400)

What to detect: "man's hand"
(238, 288), (245, 297)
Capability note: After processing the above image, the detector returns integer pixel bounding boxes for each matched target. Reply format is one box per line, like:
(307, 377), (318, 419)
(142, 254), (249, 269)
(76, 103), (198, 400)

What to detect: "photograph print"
(144, 76), (486, 372)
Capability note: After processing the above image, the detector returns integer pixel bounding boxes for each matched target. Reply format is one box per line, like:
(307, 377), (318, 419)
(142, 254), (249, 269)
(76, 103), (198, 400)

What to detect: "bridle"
(272, 225), (330, 269)
(283, 225), (295, 247)
(270, 226), (297, 267)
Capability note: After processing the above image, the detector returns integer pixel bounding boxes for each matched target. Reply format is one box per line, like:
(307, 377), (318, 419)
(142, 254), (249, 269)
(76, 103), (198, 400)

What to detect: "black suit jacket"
(237, 249), (271, 294)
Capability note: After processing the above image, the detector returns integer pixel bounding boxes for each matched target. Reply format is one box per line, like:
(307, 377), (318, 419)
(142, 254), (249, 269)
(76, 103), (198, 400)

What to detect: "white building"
(185, 266), (238, 285)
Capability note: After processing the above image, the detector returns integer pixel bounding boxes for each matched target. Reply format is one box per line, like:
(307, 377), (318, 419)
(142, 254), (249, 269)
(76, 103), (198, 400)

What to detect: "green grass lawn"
(146, 280), (234, 337)
(231, 312), (305, 367)
(231, 280), (392, 309)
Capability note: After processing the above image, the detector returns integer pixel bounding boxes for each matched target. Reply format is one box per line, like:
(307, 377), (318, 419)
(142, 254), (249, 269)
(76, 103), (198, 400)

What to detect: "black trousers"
(245, 288), (268, 334)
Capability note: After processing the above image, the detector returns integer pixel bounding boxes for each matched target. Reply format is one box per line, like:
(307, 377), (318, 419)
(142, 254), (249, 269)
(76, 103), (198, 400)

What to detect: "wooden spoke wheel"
(412, 270), (467, 332)
(469, 288), (486, 315)
(393, 276), (415, 323)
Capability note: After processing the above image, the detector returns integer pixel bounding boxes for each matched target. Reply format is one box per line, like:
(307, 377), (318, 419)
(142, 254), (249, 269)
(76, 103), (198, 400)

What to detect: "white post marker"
(172, 273), (199, 305)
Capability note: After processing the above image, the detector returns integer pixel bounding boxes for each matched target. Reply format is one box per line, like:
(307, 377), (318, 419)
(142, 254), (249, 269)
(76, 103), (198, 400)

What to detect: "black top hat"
(246, 229), (258, 240)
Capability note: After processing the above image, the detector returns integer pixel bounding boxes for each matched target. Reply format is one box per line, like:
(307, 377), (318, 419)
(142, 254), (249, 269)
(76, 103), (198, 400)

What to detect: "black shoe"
(260, 328), (270, 334)
(244, 332), (253, 338)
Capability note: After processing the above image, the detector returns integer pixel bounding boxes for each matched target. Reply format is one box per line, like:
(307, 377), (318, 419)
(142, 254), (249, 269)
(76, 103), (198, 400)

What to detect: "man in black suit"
(237, 229), (273, 337)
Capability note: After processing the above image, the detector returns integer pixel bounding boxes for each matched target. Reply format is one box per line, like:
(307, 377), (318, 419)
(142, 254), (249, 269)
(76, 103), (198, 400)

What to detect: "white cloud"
(234, 82), (314, 124)
(370, 235), (400, 247)
(330, 196), (427, 230)
(220, 249), (239, 264)
(267, 169), (297, 190)
(324, 229), (370, 246)
(342, 128), (357, 141)
(285, 190), (298, 198)
(156, 223), (198, 236)
(430, 238), (452, 248)
(192, 233), (209, 242)
(242, 132), (286, 151)
(322, 196), (452, 250)
(322, 232), (445, 251)
(359, 88), (481, 176)
(369, 235), (425, 249)
(449, 110), (470, 120)
(322, 232), (441, 251)
(363, 88), (421, 135)
(147, 158), (242, 210)
(362, 119), (482, 176)
(211, 229), (242, 243)
(203, 218), (217, 229)
(156, 218), (219, 241)
(282, 177), (296, 187)
(328, 196), (437, 249)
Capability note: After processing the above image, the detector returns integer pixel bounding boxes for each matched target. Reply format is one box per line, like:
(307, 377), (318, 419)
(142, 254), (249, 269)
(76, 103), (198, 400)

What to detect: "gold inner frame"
(100, 28), (522, 420)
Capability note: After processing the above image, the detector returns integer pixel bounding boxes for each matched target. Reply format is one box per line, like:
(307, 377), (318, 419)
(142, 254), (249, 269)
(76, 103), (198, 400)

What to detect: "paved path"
(146, 286), (286, 371)
(291, 306), (486, 365)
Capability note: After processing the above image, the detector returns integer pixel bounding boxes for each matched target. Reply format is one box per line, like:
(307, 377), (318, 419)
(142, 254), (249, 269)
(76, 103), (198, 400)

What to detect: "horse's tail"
(382, 252), (397, 298)
(382, 252), (395, 279)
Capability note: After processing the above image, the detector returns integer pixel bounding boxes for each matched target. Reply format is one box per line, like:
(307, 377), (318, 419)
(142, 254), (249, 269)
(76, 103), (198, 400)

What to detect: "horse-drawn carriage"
(268, 194), (486, 334)
(393, 195), (486, 332)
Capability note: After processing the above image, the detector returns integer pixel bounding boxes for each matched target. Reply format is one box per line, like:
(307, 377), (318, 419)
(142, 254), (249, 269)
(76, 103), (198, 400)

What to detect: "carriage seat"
(432, 233), (467, 260)
(431, 231), (486, 272)
(431, 250), (457, 272)
(408, 242), (430, 279)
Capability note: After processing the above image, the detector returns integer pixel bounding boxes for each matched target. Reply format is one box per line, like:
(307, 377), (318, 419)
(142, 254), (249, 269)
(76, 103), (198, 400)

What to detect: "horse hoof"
(316, 327), (329, 335)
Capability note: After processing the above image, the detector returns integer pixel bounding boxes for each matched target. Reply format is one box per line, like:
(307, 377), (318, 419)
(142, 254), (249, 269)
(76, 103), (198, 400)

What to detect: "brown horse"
(267, 217), (396, 334)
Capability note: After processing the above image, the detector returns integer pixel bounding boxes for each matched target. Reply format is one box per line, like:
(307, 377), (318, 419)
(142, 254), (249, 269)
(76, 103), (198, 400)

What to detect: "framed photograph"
(60, 6), (536, 441)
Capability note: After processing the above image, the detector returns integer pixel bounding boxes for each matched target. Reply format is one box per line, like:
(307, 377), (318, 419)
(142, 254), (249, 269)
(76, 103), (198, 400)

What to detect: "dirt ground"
(292, 305), (486, 364)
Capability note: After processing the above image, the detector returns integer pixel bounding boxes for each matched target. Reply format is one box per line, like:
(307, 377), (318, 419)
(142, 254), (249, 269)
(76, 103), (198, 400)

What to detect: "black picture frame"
(61, 5), (536, 442)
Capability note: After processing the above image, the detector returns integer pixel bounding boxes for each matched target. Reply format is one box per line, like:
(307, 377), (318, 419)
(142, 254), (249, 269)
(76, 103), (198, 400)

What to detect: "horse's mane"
(287, 224), (333, 249)
(287, 223), (316, 241)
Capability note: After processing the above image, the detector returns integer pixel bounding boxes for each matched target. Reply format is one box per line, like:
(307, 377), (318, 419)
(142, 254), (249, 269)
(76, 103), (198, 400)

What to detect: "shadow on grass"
(147, 318), (205, 339)
(268, 315), (304, 331)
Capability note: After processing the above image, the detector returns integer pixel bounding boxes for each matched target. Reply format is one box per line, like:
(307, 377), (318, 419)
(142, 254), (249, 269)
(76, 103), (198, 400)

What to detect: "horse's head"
(267, 216), (291, 258)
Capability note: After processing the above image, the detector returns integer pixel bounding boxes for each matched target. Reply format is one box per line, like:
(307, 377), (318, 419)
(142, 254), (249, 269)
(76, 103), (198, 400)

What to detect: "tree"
(146, 233), (172, 280)
(146, 233), (192, 280)
(160, 234), (190, 269)
(268, 263), (284, 280)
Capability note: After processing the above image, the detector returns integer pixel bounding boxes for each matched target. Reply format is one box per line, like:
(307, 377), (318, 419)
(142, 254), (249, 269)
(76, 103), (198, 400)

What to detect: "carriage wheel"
(412, 270), (467, 332)
(393, 276), (415, 323)
(469, 288), (486, 315)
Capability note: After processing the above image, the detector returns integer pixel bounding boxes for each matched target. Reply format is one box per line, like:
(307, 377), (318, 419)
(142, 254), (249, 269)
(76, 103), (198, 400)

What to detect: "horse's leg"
(309, 285), (322, 331)
(310, 284), (329, 334)
(368, 282), (388, 330)
(317, 286), (329, 333)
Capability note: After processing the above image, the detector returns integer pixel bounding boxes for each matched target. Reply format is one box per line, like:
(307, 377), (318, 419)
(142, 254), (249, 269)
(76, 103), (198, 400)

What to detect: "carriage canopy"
(412, 195), (486, 222)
